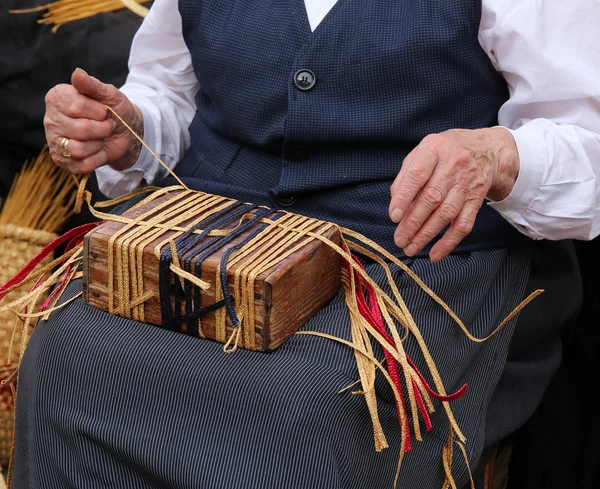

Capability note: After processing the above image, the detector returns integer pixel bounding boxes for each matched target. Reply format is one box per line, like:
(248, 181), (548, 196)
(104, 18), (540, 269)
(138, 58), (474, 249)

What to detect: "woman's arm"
(390, 0), (600, 260)
(482, 0), (600, 241)
(95, 0), (199, 197)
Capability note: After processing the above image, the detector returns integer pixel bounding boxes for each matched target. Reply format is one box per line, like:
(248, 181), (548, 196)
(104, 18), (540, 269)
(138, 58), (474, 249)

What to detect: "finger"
(50, 147), (108, 175)
(71, 68), (122, 108)
(393, 179), (451, 250)
(390, 146), (417, 195)
(76, 150), (110, 174)
(56, 113), (115, 141)
(428, 198), (481, 262)
(56, 138), (104, 160)
(401, 187), (466, 256)
(49, 143), (76, 171)
(389, 142), (439, 224)
(63, 92), (109, 122)
(45, 84), (108, 122)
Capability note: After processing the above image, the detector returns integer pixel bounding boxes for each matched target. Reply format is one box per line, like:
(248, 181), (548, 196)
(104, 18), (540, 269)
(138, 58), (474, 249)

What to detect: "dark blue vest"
(171, 0), (525, 255)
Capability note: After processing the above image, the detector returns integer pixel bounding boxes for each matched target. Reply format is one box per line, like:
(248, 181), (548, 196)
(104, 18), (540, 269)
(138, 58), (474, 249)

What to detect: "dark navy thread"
(218, 210), (284, 327)
(158, 201), (251, 330)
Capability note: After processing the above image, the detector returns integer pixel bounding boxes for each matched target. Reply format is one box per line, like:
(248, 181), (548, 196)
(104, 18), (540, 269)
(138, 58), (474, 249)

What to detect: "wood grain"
(83, 191), (342, 351)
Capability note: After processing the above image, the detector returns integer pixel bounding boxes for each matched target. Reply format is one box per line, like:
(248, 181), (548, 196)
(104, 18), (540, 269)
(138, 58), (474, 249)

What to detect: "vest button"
(276, 196), (297, 207)
(294, 70), (316, 91)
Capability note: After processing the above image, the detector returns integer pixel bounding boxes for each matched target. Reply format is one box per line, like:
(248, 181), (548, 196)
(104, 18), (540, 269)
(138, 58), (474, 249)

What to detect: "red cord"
(348, 257), (412, 451)
(0, 222), (102, 301)
(346, 253), (468, 450)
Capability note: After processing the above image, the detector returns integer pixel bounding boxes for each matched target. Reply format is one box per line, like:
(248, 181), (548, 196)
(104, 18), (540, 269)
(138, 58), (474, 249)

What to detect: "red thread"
(0, 222), (102, 301)
(346, 253), (467, 450)
(406, 355), (467, 402)
(39, 225), (94, 311)
(348, 257), (412, 451)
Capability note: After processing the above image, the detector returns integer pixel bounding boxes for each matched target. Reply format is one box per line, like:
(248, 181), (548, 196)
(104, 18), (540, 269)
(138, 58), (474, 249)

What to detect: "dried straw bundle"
(0, 148), (78, 470)
(10, 0), (150, 33)
(0, 149), (79, 232)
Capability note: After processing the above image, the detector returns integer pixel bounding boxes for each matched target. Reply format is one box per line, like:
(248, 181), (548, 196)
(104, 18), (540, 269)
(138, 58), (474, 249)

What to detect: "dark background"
(0, 0), (146, 202)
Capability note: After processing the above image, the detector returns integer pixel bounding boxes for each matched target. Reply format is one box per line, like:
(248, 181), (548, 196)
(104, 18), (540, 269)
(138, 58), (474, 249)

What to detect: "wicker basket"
(0, 223), (57, 467)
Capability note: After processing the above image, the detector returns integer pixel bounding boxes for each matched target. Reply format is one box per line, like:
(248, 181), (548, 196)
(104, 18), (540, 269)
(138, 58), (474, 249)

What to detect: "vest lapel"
(288, 0), (312, 44)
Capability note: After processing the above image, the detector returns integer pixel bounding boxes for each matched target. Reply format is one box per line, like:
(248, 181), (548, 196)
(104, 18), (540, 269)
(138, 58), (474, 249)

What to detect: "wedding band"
(60, 137), (72, 158)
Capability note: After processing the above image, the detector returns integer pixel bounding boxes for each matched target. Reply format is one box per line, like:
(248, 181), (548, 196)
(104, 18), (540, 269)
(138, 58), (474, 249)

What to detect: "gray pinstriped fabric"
(13, 245), (531, 489)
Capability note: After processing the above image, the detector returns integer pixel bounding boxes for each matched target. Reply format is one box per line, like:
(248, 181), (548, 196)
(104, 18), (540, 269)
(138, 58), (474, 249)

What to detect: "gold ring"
(60, 137), (72, 158)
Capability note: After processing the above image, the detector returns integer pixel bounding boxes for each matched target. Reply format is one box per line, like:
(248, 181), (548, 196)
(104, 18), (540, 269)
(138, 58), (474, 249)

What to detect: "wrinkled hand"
(389, 128), (520, 262)
(44, 68), (143, 174)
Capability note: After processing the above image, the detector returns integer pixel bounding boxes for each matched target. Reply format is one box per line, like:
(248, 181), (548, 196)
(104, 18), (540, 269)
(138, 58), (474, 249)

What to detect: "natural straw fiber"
(0, 226), (56, 466)
(0, 149), (78, 470)
(10, 0), (150, 33)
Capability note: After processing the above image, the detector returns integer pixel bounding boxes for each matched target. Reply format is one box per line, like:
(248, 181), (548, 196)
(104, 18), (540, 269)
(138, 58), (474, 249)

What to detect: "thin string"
(231, 215), (325, 349)
(106, 106), (188, 189)
(107, 190), (195, 315)
(122, 192), (214, 318)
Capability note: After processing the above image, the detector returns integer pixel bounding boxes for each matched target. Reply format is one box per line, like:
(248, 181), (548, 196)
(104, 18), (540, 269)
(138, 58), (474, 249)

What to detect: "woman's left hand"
(389, 127), (520, 262)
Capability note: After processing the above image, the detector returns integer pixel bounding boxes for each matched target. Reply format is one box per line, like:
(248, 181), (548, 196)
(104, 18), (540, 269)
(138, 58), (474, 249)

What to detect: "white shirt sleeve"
(481, 0), (600, 241)
(95, 0), (198, 198)
(97, 0), (600, 244)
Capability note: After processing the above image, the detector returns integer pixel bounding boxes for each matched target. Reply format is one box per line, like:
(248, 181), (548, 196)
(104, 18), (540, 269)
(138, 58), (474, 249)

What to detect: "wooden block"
(83, 190), (342, 351)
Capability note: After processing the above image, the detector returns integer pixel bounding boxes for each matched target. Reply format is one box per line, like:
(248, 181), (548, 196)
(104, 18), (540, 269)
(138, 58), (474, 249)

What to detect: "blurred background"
(0, 0), (147, 204)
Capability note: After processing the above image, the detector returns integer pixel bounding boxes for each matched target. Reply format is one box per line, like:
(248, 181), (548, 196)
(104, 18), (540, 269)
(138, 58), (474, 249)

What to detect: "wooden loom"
(83, 188), (342, 352)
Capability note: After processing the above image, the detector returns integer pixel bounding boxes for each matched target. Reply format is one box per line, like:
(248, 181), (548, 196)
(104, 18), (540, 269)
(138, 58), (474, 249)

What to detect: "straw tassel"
(10, 0), (151, 33)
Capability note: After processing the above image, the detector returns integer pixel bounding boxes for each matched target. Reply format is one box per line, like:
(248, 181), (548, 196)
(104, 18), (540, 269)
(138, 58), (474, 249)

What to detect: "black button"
(276, 196), (297, 207)
(294, 70), (316, 91)
(283, 143), (310, 162)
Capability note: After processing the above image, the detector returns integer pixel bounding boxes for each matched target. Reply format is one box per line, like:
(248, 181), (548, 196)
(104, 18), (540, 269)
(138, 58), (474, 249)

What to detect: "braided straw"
(0, 225), (56, 466)
(0, 148), (78, 469)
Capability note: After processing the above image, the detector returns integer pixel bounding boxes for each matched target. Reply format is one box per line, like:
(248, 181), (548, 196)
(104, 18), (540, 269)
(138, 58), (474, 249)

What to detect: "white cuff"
(487, 126), (549, 239)
(95, 103), (159, 198)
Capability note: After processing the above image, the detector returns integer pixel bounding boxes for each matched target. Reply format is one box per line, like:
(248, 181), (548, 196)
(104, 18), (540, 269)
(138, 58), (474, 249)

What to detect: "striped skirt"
(11, 242), (573, 489)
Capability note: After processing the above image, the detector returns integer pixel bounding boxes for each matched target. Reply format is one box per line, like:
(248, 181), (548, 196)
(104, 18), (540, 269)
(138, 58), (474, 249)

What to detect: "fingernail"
(76, 67), (88, 75)
(404, 244), (418, 256)
(394, 235), (406, 248)
(430, 251), (442, 262)
(390, 208), (403, 223)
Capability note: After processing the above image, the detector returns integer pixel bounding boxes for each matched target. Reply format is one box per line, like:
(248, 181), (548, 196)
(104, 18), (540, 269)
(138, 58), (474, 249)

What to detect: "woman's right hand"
(44, 68), (143, 174)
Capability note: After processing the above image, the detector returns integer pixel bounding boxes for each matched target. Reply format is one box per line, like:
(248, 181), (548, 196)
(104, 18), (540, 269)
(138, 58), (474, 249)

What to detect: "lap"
(13, 245), (532, 489)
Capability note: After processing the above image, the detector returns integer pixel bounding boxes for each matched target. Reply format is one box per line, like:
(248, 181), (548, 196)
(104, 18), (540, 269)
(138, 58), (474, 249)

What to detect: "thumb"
(71, 68), (122, 108)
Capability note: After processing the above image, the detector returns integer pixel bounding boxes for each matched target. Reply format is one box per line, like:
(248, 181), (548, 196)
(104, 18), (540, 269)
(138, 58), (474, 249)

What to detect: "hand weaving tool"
(0, 107), (544, 489)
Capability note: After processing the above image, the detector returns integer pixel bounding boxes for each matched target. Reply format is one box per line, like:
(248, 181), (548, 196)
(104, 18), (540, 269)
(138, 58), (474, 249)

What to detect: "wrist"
(109, 104), (144, 172)
(486, 127), (520, 202)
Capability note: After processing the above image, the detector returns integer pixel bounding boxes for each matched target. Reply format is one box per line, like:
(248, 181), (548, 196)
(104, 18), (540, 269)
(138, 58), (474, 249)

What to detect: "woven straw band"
(0, 224), (57, 467)
(0, 224), (58, 249)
